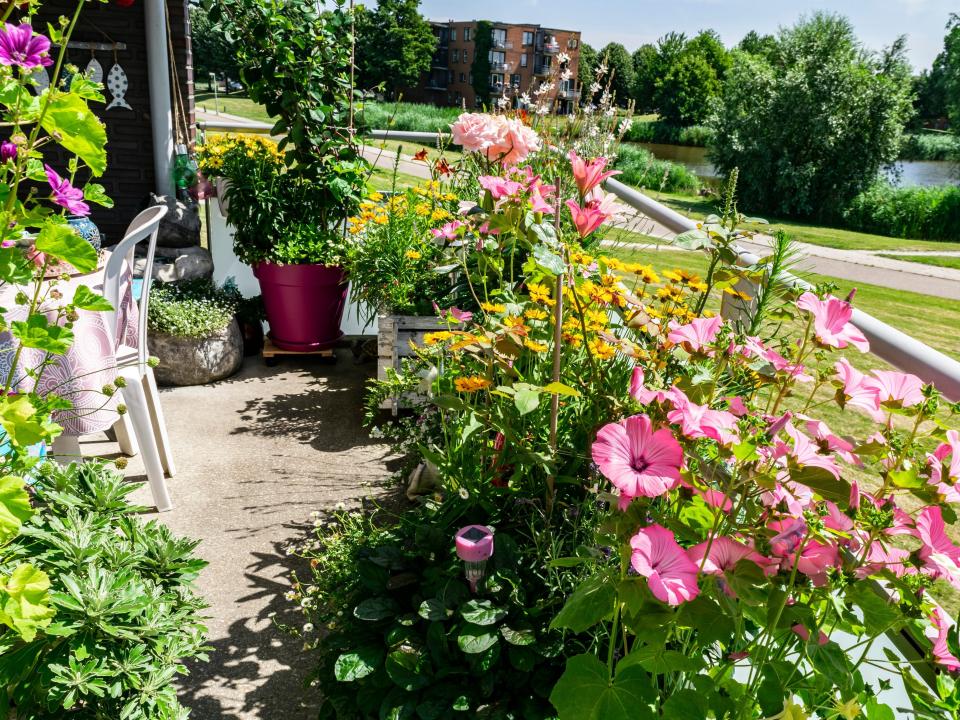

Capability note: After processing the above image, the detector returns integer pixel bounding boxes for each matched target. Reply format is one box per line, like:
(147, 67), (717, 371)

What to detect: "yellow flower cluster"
(196, 133), (283, 175)
(347, 184), (455, 236)
(412, 180), (458, 203)
(454, 375), (491, 393)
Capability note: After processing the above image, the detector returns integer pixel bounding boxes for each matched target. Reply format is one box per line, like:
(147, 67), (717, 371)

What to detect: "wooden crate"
(377, 314), (444, 413)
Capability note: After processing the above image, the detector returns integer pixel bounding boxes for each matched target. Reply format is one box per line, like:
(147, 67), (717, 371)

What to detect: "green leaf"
(40, 93), (107, 176)
(677, 596), (735, 646)
(864, 697), (896, 720)
(0, 564), (55, 642)
(513, 384), (540, 416)
(550, 574), (616, 633)
(35, 221), (98, 273)
(672, 230), (712, 251)
(0, 476), (32, 544)
(11, 314), (74, 355)
(889, 467), (923, 489)
(617, 645), (704, 676)
(662, 689), (710, 720)
(459, 599), (506, 626)
(334, 647), (383, 681)
(456, 622), (498, 654)
(0, 394), (59, 447)
(845, 583), (902, 635)
(82, 183), (113, 208)
(353, 597), (398, 621)
(788, 464), (850, 503)
(542, 381), (580, 397)
(549, 654), (655, 720)
(418, 599), (448, 621)
(532, 243), (564, 275)
(71, 285), (112, 312)
(500, 625), (535, 646)
(385, 646), (431, 691)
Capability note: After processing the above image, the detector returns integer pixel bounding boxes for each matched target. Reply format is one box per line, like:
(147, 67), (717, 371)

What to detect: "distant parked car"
(225, 79), (243, 92)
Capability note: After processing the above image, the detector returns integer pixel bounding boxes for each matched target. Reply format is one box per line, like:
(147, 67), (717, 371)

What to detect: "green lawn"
(195, 92), (273, 124)
(879, 253), (960, 270)
(365, 140), (464, 162)
(648, 190), (960, 253)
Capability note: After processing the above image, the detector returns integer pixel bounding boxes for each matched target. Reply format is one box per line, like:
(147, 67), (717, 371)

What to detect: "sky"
(412, 0), (956, 71)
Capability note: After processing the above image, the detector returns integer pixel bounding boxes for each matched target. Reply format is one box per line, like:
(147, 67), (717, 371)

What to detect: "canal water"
(636, 142), (959, 188)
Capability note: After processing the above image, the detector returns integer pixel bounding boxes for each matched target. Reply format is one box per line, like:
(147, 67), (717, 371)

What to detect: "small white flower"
(458, 487), (470, 499)
(561, 69), (572, 81)
(589, 82), (601, 93)
(496, 96), (510, 110)
(309, 510), (320, 520)
(604, 107), (615, 118)
(519, 92), (530, 105)
(596, 63), (608, 77)
(536, 104), (550, 116)
(334, 501), (346, 511)
(618, 119), (633, 135)
(369, 426), (384, 439)
(284, 591), (297, 601)
(557, 52), (570, 63)
(312, 519), (322, 527)
(303, 623), (315, 633)
(583, 104), (595, 116)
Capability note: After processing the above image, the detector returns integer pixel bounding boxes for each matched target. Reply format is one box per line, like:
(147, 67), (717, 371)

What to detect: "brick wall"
(32, 0), (194, 242)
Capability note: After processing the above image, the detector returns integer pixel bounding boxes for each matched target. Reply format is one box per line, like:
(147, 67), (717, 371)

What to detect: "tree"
(471, 21), (493, 108)
(190, 4), (240, 88)
(353, 0), (436, 96)
(709, 12), (915, 219)
(737, 30), (778, 62)
(631, 44), (658, 113)
(598, 42), (634, 106)
(686, 29), (730, 79)
(941, 14), (960, 126)
(578, 42), (597, 93)
(656, 52), (722, 125)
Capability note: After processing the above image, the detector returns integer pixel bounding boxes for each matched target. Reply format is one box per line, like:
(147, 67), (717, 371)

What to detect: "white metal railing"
(196, 120), (960, 402)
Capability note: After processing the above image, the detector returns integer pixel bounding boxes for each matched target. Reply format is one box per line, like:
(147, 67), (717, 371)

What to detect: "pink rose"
(450, 113), (501, 154)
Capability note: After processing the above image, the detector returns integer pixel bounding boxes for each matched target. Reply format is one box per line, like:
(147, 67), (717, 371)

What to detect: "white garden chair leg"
(113, 413), (139, 457)
(142, 368), (176, 477)
(51, 434), (82, 465)
(120, 374), (173, 512)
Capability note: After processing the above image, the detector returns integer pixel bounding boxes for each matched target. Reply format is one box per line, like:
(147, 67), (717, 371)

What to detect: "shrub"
(148, 279), (241, 338)
(359, 101), (463, 135)
(614, 144), (701, 194)
(899, 132), (958, 161)
(622, 119), (714, 147)
(841, 181), (960, 241)
(0, 462), (208, 718)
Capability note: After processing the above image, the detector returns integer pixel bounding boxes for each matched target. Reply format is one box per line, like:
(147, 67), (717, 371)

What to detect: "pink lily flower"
(687, 536), (764, 575)
(529, 186), (554, 214)
(667, 315), (722, 354)
(928, 607), (960, 672)
(431, 220), (465, 241)
(565, 198), (609, 238)
(569, 149), (621, 197)
(630, 524), (700, 606)
(834, 359), (884, 421)
(868, 370), (925, 408)
(591, 414), (683, 508)
(796, 292), (870, 352)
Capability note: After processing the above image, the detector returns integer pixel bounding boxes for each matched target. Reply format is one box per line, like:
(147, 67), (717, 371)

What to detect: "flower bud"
(0, 141), (17, 163)
(116, 403), (127, 415)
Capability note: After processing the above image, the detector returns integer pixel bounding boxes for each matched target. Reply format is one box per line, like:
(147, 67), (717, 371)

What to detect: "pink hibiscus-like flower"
(855, 541), (912, 579)
(568, 150), (621, 197)
(434, 304), (472, 324)
(0, 24), (53, 70)
(915, 506), (960, 589)
(792, 623), (828, 646)
(566, 198), (608, 238)
(767, 519), (839, 585)
(630, 524), (700, 605)
(591, 414), (683, 508)
(868, 370), (924, 409)
(695, 488), (733, 513)
(834, 358), (884, 421)
(743, 336), (812, 381)
(628, 367), (673, 406)
(687, 536), (764, 575)
(929, 430), (960, 502)
(668, 315), (722, 354)
(44, 164), (89, 216)
(928, 607), (960, 672)
(796, 292), (869, 352)
(0, 140), (16, 163)
(667, 389), (740, 446)
(430, 220), (464, 241)
(529, 185), (554, 214)
(777, 422), (842, 481)
(804, 417), (861, 467)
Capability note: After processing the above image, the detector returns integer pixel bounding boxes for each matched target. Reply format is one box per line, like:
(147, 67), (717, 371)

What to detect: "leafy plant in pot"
(207, 0), (368, 351)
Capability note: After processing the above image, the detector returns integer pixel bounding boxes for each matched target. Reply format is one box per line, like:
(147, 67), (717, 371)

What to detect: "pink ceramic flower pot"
(253, 261), (348, 351)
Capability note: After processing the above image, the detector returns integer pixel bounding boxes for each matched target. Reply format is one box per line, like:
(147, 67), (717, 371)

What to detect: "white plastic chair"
(53, 206), (176, 511)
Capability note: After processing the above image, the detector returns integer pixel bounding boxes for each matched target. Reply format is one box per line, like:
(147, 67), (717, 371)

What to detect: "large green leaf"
(11, 314), (74, 355)
(0, 564), (55, 642)
(71, 285), (112, 312)
(549, 654), (655, 720)
(845, 583), (902, 636)
(334, 647), (383, 681)
(459, 599), (506, 626)
(550, 574), (616, 633)
(456, 622), (498, 654)
(0, 394), (59, 447)
(384, 646), (431, 691)
(0, 475), (32, 544)
(353, 597), (398, 621)
(662, 689), (710, 720)
(40, 93), (107, 176)
(35, 221), (98, 273)
(617, 644), (704, 676)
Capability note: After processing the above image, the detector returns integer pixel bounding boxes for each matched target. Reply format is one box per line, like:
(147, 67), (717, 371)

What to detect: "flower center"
(631, 458), (649, 473)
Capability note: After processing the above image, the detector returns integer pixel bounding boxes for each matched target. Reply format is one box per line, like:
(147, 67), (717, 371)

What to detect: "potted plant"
(147, 279), (244, 386)
(208, 0), (368, 351)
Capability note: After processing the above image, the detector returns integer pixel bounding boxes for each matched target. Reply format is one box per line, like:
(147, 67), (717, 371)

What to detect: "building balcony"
(539, 42), (560, 54)
(426, 81), (449, 91)
(558, 88), (580, 99)
(490, 62), (508, 73)
(534, 64), (552, 76)
(492, 39), (514, 50)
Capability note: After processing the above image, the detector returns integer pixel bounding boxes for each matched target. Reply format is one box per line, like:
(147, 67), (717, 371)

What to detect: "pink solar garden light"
(455, 525), (494, 592)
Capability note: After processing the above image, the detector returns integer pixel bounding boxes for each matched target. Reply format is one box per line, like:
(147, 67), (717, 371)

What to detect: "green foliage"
(710, 12), (915, 219)
(598, 43), (634, 107)
(622, 119), (714, 146)
(841, 181), (960, 241)
(614, 144), (701, 194)
(358, 101), (462, 134)
(630, 44), (658, 113)
(653, 30), (729, 126)
(471, 20), (493, 109)
(148, 279), (241, 339)
(190, 3), (241, 86)
(354, 0), (436, 95)
(914, 14), (960, 127)
(899, 132), (958, 161)
(0, 463), (208, 719)
(578, 42), (598, 92)
(210, 0), (368, 255)
(737, 30), (778, 62)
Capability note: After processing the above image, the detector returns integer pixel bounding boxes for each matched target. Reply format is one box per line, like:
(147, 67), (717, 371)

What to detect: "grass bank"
(878, 254), (960, 270)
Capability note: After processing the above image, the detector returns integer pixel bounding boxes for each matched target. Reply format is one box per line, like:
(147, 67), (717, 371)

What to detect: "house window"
(463, 50), (470, 63)
(520, 53), (527, 67)
(460, 72), (466, 82)
(452, 49), (459, 63)
(492, 28), (507, 47)
(489, 50), (505, 67)
(510, 73), (521, 87)
(450, 29), (456, 42)
(468, 73), (473, 84)
(464, 27), (471, 41)
(490, 73), (504, 88)
(568, 38), (579, 49)
(522, 31), (534, 46)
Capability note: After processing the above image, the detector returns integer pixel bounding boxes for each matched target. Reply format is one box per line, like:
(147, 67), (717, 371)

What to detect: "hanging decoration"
(106, 49), (131, 110)
(84, 51), (103, 84)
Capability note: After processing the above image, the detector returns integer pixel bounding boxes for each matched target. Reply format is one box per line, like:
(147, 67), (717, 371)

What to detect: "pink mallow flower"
(44, 164), (89, 216)
(928, 607), (960, 673)
(792, 623), (828, 646)
(929, 430), (960, 502)
(591, 414), (683, 508)
(868, 370), (924, 409)
(568, 150), (621, 197)
(0, 24), (53, 70)
(796, 291), (869, 352)
(630, 524), (700, 606)
(430, 220), (464, 241)
(687, 536), (764, 575)
(667, 315), (722, 354)
(915, 506), (960, 589)
(667, 388), (739, 446)
(834, 358), (884, 421)
(478, 175), (524, 200)
(628, 366), (673, 406)
(0, 140), (16, 163)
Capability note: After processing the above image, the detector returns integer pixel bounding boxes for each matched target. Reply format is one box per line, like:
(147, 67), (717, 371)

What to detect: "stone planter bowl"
(149, 318), (244, 386)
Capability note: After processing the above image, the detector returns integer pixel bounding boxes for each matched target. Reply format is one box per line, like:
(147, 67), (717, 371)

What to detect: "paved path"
(87, 355), (394, 719)
(198, 111), (960, 301)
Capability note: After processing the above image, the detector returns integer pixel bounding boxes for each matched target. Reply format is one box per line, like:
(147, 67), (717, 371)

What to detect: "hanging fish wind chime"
(85, 50), (103, 84)
(106, 49), (131, 111)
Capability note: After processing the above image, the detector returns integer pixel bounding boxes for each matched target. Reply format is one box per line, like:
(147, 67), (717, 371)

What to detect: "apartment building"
(404, 20), (582, 113)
